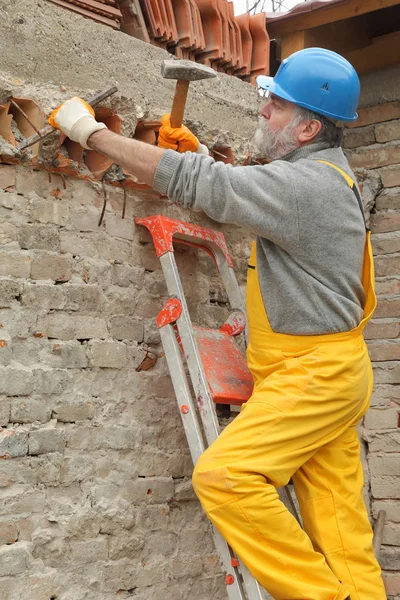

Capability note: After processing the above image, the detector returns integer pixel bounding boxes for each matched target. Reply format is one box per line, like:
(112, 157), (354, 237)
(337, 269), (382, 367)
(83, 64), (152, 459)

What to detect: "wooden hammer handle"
(170, 80), (190, 129)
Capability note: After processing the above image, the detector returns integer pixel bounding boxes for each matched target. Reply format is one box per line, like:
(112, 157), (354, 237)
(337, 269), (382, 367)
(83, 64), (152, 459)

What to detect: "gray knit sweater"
(153, 142), (366, 335)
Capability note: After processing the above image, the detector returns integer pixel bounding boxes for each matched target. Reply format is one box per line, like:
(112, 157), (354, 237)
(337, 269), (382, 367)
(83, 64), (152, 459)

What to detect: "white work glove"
(48, 97), (107, 149)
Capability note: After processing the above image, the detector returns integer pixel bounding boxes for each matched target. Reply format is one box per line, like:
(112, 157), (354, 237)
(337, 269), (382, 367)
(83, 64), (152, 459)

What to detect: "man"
(49, 48), (386, 600)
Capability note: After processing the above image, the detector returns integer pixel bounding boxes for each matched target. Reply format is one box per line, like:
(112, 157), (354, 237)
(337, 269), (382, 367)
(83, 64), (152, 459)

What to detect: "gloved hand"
(158, 113), (209, 155)
(48, 97), (107, 149)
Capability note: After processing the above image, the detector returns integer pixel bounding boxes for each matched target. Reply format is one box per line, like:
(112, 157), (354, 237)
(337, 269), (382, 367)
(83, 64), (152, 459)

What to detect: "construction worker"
(49, 48), (386, 600)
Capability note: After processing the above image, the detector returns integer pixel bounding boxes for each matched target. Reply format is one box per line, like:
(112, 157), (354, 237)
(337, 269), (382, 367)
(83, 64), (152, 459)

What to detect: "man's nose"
(259, 103), (271, 119)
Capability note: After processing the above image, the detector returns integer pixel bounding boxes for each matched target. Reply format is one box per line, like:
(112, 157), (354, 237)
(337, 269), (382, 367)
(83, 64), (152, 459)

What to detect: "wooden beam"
(343, 30), (400, 74)
(267, 0), (399, 39)
(280, 18), (371, 60)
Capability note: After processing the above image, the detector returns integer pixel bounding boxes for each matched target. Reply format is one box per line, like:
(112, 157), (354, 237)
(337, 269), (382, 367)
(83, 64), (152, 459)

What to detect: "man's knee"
(192, 453), (233, 510)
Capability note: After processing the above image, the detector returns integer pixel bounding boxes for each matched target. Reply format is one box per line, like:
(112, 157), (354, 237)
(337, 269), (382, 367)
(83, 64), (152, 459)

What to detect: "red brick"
(375, 279), (400, 296)
(364, 319), (400, 340)
(374, 298), (400, 318)
(370, 211), (400, 233)
(375, 119), (400, 143)
(374, 255), (400, 277)
(348, 101), (400, 128)
(375, 191), (400, 211)
(343, 125), (375, 149)
(348, 143), (400, 170)
(379, 165), (400, 188)
(367, 340), (400, 361)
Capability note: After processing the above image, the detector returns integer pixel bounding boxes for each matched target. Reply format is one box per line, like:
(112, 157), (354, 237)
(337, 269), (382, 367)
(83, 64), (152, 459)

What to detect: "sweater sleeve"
(153, 150), (300, 248)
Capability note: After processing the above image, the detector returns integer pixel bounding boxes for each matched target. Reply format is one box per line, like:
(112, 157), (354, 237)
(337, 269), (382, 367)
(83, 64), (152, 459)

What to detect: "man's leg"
(292, 426), (386, 600)
(192, 366), (356, 599)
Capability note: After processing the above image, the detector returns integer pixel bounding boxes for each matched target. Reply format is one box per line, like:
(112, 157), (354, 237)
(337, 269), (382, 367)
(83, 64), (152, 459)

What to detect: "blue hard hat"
(256, 48), (360, 122)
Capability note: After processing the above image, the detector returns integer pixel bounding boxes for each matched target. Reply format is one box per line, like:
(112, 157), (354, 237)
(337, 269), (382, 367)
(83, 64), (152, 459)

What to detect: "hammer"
(161, 59), (216, 129)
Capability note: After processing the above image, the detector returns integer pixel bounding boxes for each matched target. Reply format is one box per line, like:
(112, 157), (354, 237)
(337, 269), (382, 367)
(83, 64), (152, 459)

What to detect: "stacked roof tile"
(46, 0), (270, 83)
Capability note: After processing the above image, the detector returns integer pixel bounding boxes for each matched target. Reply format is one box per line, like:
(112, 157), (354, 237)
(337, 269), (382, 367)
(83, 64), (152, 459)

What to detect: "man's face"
(254, 93), (301, 160)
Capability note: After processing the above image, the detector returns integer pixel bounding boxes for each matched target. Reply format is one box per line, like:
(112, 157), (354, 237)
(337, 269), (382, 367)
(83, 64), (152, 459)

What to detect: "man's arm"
(88, 129), (165, 186)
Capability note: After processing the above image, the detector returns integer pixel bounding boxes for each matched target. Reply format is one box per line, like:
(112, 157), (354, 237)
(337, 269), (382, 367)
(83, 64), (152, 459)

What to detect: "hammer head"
(161, 59), (216, 82)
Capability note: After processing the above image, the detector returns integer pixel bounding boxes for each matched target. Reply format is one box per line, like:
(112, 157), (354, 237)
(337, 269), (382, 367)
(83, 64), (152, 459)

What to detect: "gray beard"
(253, 116), (300, 161)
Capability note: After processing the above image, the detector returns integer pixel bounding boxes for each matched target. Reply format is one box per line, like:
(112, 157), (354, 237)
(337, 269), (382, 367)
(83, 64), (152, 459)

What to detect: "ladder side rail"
(159, 252), (221, 445)
(158, 318), (253, 600)
(159, 322), (206, 464)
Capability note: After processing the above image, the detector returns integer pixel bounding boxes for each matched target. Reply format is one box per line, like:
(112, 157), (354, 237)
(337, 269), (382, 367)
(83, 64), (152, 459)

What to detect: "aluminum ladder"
(136, 214), (294, 600)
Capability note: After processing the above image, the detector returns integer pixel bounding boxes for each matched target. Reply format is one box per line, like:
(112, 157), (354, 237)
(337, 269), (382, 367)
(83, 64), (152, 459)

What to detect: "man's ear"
(298, 119), (322, 144)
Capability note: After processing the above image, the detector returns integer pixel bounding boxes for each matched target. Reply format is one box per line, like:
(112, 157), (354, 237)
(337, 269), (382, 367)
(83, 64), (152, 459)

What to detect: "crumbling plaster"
(0, 0), (263, 158)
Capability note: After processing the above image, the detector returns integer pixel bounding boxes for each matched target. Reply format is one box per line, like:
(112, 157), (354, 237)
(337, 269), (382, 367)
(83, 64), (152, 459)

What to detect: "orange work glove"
(158, 113), (199, 153)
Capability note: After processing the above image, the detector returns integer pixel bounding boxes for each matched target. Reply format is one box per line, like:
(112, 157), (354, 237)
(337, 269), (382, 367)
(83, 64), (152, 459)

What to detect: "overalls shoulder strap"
(316, 159), (369, 231)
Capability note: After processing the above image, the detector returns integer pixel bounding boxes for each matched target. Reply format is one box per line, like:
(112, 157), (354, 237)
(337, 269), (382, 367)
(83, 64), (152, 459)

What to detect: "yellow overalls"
(192, 163), (387, 600)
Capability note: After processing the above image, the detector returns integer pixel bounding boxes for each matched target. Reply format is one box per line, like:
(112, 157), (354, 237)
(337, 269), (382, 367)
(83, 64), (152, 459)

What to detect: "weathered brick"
(0, 542), (30, 576)
(112, 264), (145, 288)
(374, 298), (400, 318)
(384, 572), (400, 597)
(379, 165), (400, 188)
(21, 282), (65, 310)
(66, 425), (137, 451)
(0, 251), (30, 278)
(88, 340), (127, 368)
(364, 407), (399, 430)
(348, 143), (400, 170)
(31, 255), (72, 282)
(372, 500), (400, 523)
(375, 119), (400, 143)
(379, 546), (400, 571)
(46, 341), (88, 368)
(0, 222), (18, 245)
(369, 453), (400, 476)
(375, 279), (400, 296)
(371, 476), (400, 499)
(123, 477), (174, 505)
(371, 384), (400, 408)
(36, 313), (108, 340)
(108, 531), (145, 560)
(366, 430), (400, 453)
(103, 286), (139, 316)
(348, 101), (400, 128)
(0, 164), (16, 190)
(10, 397), (51, 424)
(28, 428), (65, 455)
(108, 315), (144, 341)
(371, 211), (400, 234)
(382, 522), (400, 545)
(364, 319), (400, 340)
(34, 368), (72, 395)
(0, 278), (22, 307)
(29, 196), (69, 225)
(53, 396), (93, 422)
(105, 214), (134, 240)
(368, 340), (400, 361)
(70, 538), (108, 564)
(174, 479), (196, 502)
(67, 206), (101, 232)
(0, 519), (18, 544)
(0, 485), (46, 514)
(0, 366), (34, 395)
(18, 225), (59, 251)
(343, 125), (375, 149)
(0, 396), (10, 426)
(63, 284), (102, 312)
(60, 231), (133, 263)
(375, 188), (400, 211)
(0, 429), (28, 458)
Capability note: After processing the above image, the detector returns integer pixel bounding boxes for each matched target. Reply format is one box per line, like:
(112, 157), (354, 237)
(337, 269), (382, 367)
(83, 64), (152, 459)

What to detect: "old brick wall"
(345, 65), (400, 599)
(0, 163), (254, 600)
